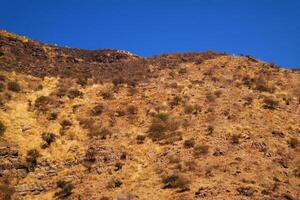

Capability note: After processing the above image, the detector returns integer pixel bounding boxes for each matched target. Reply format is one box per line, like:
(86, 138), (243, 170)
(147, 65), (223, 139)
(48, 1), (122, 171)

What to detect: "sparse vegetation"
(230, 134), (241, 144)
(184, 104), (194, 114)
(136, 134), (146, 144)
(34, 96), (57, 112)
(193, 144), (209, 157)
(263, 97), (278, 109)
(100, 90), (114, 100)
(26, 149), (40, 171)
(148, 121), (166, 141)
(183, 139), (195, 148)
(0, 121), (6, 136)
(67, 89), (83, 99)
(155, 113), (169, 122)
(89, 127), (112, 139)
(55, 181), (74, 198)
(287, 137), (299, 149)
(41, 132), (56, 148)
(91, 104), (104, 116)
(60, 119), (72, 129)
(162, 173), (190, 191)
(127, 105), (138, 115)
(7, 81), (21, 92)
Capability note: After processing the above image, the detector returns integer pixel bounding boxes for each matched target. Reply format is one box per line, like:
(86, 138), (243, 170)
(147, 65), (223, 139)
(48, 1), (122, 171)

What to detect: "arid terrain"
(0, 30), (299, 200)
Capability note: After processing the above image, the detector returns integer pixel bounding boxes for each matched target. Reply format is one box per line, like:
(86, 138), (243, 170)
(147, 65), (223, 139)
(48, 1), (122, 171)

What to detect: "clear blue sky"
(1, 0), (300, 68)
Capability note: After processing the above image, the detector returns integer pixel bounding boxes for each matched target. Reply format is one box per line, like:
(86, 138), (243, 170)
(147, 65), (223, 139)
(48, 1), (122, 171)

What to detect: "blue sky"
(1, 0), (300, 68)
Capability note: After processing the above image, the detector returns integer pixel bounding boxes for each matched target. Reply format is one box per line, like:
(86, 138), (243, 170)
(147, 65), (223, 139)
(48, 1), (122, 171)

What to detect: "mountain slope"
(0, 30), (299, 200)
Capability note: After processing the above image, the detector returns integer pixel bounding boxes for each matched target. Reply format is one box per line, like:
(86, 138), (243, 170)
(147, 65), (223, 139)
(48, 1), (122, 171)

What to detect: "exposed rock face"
(0, 30), (299, 200)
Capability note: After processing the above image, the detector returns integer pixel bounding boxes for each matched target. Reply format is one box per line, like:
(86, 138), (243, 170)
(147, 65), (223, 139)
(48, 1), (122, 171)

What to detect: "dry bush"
(89, 127), (112, 139)
(206, 125), (214, 134)
(214, 90), (222, 97)
(41, 132), (56, 148)
(112, 77), (125, 86)
(7, 81), (21, 92)
(60, 119), (72, 129)
(184, 104), (194, 114)
(162, 173), (190, 191)
(148, 121), (166, 141)
(0, 181), (15, 200)
(91, 104), (105, 116)
(78, 117), (95, 129)
(287, 137), (299, 149)
(0, 82), (5, 92)
(84, 147), (96, 163)
(26, 149), (40, 171)
(76, 77), (88, 86)
(106, 178), (123, 189)
(155, 113), (169, 122)
(47, 112), (58, 120)
(127, 87), (138, 96)
(0, 74), (6, 82)
(193, 144), (209, 157)
(100, 90), (114, 100)
(254, 77), (274, 93)
(67, 89), (83, 99)
(230, 134), (241, 144)
(0, 121), (6, 136)
(205, 92), (215, 102)
(183, 139), (195, 148)
(236, 186), (255, 197)
(55, 181), (74, 198)
(136, 135), (146, 144)
(127, 105), (138, 115)
(263, 97), (278, 109)
(34, 96), (58, 112)
(169, 96), (182, 107)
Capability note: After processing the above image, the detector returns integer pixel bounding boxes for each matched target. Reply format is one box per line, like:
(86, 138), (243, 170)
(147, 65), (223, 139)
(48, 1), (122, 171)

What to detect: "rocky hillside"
(0, 30), (299, 200)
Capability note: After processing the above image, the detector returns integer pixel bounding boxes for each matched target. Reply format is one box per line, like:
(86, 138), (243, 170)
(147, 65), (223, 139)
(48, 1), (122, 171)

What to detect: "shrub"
(136, 135), (146, 144)
(60, 120), (72, 129)
(0, 82), (5, 92)
(55, 181), (74, 198)
(91, 104), (104, 116)
(78, 118), (95, 129)
(193, 144), (209, 157)
(237, 186), (255, 197)
(287, 137), (299, 149)
(263, 97), (278, 110)
(76, 77), (87, 86)
(155, 113), (169, 122)
(107, 178), (123, 189)
(41, 132), (56, 148)
(184, 104), (194, 114)
(89, 127), (112, 139)
(169, 96), (182, 107)
(85, 147), (96, 162)
(34, 96), (57, 112)
(67, 89), (83, 99)
(26, 149), (40, 171)
(127, 105), (138, 115)
(254, 77), (273, 92)
(0, 74), (6, 81)
(183, 139), (195, 148)
(47, 112), (58, 120)
(100, 91), (114, 100)
(127, 87), (137, 96)
(205, 92), (215, 102)
(162, 173), (190, 191)
(148, 122), (166, 141)
(214, 90), (222, 97)
(0, 121), (6, 136)
(7, 81), (21, 92)
(112, 77), (125, 86)
(206, 125), (214, 134)
(230, 134), (241, 144)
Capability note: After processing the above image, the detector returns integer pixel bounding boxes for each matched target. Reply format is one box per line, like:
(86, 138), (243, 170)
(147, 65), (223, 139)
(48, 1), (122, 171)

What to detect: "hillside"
(0, 30), (299, 200)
